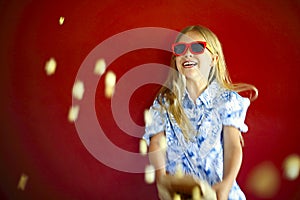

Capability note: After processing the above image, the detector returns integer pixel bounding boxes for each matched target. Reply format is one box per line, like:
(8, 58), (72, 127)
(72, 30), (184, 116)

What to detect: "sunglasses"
(172, 41), (211, 56)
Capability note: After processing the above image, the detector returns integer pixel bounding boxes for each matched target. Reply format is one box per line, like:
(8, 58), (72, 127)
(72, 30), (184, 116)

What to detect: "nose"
(184, 47), (193, 58)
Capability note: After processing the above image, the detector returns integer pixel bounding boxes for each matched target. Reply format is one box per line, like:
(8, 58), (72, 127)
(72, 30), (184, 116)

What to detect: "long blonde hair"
(157, 25), (258, 141)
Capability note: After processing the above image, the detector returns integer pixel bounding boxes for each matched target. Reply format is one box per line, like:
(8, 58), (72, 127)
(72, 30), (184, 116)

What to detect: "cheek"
(196, 55), (212, 77)
(197, 54), (212, 66)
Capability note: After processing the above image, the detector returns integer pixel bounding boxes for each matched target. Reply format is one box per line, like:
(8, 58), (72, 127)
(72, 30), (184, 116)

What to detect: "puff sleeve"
(143, 98), (167, 145)
(219, 91), (250, 133)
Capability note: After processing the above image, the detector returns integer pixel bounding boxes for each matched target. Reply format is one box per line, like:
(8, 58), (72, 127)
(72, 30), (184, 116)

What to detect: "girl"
(143, 25), (257, 200)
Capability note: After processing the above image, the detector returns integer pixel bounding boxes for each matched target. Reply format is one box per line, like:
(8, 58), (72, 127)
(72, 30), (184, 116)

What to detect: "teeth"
(183, 61), (196, 66)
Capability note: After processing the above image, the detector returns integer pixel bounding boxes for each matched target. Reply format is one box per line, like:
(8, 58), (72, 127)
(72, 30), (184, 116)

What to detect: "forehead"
(178, 31), (206, 43)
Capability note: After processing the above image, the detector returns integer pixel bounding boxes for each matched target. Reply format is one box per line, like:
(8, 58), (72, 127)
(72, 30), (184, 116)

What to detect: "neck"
(186, 79), (207, 101)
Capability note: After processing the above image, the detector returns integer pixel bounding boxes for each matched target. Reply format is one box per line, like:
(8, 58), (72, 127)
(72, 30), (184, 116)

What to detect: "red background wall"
(0, 0), (299, 199)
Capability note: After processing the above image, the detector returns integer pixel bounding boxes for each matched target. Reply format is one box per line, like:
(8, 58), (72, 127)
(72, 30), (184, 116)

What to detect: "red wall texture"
(0, 0), (299, 199)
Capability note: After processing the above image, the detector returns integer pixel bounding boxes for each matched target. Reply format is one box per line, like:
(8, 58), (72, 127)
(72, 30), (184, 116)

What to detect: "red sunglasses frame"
(172, 41), (211, 56)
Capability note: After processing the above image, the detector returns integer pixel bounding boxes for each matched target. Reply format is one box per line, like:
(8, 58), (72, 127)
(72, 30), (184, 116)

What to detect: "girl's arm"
(148, 131), (166, 179)
(213, 126), (243, 200)
(149, 132), (174, 200)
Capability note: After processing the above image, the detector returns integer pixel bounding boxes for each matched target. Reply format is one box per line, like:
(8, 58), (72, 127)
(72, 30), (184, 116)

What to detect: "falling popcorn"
(105, 87), (114, 98)
(283, 154), (300, 180)
(104, 71), (116, 98)
(68, 105), (80, 122)
(94, 58), (106, 76)
(139, 139), (147, 156)
(45, 57), (56, 76)
(192, 186), (201, 200)
(72, 80), (85, 100)
(17, 173), (29, 191)
(144, 165), (155, 184)
(105, 71), (116, 87)
(246, 162), (280, 198)
(144, 109), (152, 126)
(59, 16), (65, 25)
(173, 193), (181, 200)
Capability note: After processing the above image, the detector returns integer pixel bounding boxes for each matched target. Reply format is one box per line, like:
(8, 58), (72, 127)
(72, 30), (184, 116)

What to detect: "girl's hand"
(212, 180), (231, 200)
(156, 175), (173, 200)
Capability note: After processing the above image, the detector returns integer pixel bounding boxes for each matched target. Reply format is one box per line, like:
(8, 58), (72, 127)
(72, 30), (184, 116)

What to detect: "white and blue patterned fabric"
(143, 81), (250, 200)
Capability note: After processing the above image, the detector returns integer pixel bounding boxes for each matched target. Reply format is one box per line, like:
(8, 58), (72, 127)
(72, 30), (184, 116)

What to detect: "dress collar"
(183, 81), (224, 109)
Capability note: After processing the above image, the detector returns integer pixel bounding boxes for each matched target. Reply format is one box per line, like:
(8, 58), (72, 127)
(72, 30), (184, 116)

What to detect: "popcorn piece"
(72, 80), (85, 100)
(59, 16), (65, 25)
(105, 87), (114, 98)
(105, 71), (116, 87)
(192, 186), (201, 200)
(45, 57), (56, 76)
(175, 163), (184, 178)
(144, 165), (155, 184)
(68, 105), (80, 122)
(246, 162), (280, 198)
(104, 71), (116, 98)
(144, 109), (152, 126)
(159, 135), (167, 150)
(94, 58), (106, 76)
(173, 193), (181, 200)
(139, 139), (147, 156)
(283, 154), (300, 180)
(17, 173), (29, 191)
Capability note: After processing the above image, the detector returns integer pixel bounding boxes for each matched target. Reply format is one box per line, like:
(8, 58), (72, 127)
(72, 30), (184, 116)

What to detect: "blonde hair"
(157, 25), (258, 141)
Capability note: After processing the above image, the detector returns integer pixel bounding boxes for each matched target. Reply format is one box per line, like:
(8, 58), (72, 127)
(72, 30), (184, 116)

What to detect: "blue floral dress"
(143, 81), (250, 200)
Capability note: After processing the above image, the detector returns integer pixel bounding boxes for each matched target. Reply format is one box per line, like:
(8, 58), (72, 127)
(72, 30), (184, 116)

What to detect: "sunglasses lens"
(173, 44), (186, 55)
(191, 43), (205, 53)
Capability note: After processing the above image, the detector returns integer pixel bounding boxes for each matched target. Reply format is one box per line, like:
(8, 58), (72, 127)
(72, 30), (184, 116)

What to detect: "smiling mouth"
(182, 61), (197, 68)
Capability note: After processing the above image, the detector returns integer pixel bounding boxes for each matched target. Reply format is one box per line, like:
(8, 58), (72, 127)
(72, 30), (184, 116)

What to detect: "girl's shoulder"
(209, 81), (250, 110)
(214, 84), (251, 132)
(220, 90), (250, 106)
